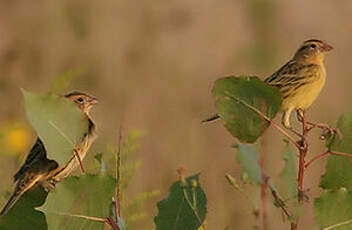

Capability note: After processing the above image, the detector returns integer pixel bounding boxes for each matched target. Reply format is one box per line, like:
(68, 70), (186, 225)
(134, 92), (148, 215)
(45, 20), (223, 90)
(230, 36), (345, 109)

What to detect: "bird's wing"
(13, 138), (47, 182)
(265, 60), (301, 84)
(1, 171), (43, 216)
(264, 60), (319, 98)
(1, 159), (58, 216)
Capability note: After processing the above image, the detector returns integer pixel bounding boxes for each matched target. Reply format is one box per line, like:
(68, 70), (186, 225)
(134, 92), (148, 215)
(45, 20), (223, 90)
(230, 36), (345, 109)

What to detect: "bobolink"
(0, 91), (98, 216)
(203, 39), (333, 128)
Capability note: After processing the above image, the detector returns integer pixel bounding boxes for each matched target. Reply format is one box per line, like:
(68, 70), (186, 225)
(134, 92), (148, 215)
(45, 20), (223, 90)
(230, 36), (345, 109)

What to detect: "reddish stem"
(305, 151), (352, 169)
(292, 110), (309, 230)
(304, 151), (330, 169)
(261, 174), (269, 230)
(105, 217), (120, 230)
(297, 112), (308, 203)
(260, 128), (269, 230)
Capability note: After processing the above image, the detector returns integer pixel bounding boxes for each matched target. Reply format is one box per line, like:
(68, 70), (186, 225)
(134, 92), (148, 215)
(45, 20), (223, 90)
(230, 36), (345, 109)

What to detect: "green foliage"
(212, 76), (281, 143)
(22, 90), (90, 165)
(234, 143), (262, 185)
(0, 187), (48, 230)
(314, 189), (352, 230)
(315, 114), (352, 229)
(320, 114), (352, 190)
(39, 174), (116, 230)
(154, 174), (207, 230)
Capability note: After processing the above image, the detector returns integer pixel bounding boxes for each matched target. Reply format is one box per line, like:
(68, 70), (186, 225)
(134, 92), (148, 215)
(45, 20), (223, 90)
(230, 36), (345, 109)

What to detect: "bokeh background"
(0, 1), (351, 229)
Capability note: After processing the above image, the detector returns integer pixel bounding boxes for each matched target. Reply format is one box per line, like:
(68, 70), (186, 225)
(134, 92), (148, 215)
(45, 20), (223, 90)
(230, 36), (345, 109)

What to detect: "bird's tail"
(0, 191), (21, 217)
(202, 114), (220, 123)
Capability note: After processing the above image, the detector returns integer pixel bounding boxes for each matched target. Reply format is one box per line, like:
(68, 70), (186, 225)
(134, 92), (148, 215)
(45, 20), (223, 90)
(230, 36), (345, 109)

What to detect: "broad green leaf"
(212, 76), (281, 143)
(154, 174), (207, 230)
(320, 114), (352, 190)
(235, 143), (262, 185)
(314, 189), (352, 230)
(38, 174), (116, 230)
(0, 187), (48, 230)
(22, 90), (89, 165)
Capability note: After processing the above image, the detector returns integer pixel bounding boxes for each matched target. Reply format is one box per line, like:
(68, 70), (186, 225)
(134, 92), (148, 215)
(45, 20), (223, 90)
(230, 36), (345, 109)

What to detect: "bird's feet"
(41, 180), (56, 192)
(296, 109), (342, 139)
(74, 147), (85, 173)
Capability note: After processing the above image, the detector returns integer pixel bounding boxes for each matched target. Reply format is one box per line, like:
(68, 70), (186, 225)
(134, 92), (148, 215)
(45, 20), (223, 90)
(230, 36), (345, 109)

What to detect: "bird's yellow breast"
(281, 65), (326, 111)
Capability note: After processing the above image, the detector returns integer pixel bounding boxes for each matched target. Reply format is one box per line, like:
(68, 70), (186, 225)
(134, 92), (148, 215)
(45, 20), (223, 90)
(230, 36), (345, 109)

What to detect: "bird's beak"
(89, 97), (98, 105)
(321, 43), (333, 52)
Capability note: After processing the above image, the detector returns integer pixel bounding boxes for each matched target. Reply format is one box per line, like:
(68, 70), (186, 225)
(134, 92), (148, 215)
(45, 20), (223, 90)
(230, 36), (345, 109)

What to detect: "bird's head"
(64, 91), (98, 114)
(293, 39), (333, 64)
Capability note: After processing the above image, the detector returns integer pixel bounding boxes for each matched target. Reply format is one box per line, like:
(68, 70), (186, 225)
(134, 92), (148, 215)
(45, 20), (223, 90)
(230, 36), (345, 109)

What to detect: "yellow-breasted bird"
(0, 91), (98, 216)
(203, 39), (333, 128)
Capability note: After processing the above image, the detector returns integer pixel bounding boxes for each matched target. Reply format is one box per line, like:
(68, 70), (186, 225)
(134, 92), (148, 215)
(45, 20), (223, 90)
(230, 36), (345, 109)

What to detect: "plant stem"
(305, 150), (352, 168)
(261, 176), (269, 230)
(269, 186), (291, 218)
(116, 122), (123, 219)
(291, 110), (310, 230)
(106, 217), (120, 230)
(260, 136), (269, 230)
(304, 151), (330, 169)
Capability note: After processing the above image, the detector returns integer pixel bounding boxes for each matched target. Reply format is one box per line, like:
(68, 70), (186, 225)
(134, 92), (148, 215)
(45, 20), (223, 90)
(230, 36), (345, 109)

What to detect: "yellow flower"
(3, 127), (32, 155)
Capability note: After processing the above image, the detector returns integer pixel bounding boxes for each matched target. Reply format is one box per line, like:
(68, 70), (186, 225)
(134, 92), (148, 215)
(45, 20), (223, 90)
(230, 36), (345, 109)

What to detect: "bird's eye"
(76, 97), (84, 103)
(310, 44), (317, 49)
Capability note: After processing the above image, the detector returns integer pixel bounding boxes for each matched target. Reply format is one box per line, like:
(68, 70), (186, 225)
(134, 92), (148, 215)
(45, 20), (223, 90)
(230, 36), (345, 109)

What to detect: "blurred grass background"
(0, 0), (351, 229)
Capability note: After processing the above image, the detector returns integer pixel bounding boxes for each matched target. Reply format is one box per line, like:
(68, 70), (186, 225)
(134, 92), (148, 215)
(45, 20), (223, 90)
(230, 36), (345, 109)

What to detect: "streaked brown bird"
(0, 91), (98, 216)
(203, 39), (333, 128)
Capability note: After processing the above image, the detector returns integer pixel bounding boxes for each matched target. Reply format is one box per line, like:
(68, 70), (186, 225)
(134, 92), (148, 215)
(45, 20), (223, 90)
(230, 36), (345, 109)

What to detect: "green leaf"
(314, 189), (352, 230)
(212, 76), (281, 143)
(38, 174), (116, 230)
(320, 114), (352, 190)
(0, 187), (48, 230)
(22, 90), (90, 165)
(235, 143), (262, 185)
(154, 174), (207, 230)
